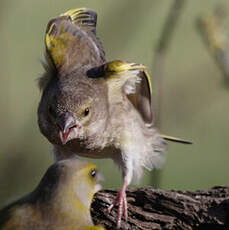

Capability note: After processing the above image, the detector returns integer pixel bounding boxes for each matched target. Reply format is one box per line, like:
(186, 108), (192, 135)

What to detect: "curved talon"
(107, 203), (114, 214)
(106, 184), (128, 229)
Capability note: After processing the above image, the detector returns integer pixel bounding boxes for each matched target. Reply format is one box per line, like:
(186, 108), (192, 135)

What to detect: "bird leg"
(107, 180), (128, 229)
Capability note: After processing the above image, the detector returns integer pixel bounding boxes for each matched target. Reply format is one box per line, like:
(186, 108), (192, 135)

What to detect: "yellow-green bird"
(67, 226), (105, 230)
(0, 158), (105, 230)
(78, 227), (105, 230)
(38, 8), (191, 229)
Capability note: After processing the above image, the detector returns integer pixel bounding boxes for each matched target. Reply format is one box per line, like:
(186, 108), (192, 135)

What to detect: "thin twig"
(197, 5), (229, 85)
(152, 0), (186, 187)
(153, 0), (186, 128)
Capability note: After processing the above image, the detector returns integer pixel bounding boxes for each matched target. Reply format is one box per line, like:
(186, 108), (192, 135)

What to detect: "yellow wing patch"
(102, 60), (154, 124)
(104, 60), (145, 73)
(62, 8), (97, 33)
(63, 8), (88, 21)
(104, 61), (152, 93)
(45, 23), (75, 68)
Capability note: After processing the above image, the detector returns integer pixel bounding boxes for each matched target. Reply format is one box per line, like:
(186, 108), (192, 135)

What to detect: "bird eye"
(84, 108), (90, 116)
(90, 169), (96, 178)
(48, 106), (56, 118)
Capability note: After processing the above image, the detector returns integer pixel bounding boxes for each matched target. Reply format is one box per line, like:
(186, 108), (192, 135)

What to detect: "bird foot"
(107, 189), (128, 229)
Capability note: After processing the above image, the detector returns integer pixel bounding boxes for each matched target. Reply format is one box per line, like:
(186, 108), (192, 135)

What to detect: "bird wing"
(87, 60), (152, 124)
(62, 8), (97, 34)
(126, 69), (153, 125)
(62, 8), (105, 60)
(39, 8), (105, 90)
(87, 60), (192, 144)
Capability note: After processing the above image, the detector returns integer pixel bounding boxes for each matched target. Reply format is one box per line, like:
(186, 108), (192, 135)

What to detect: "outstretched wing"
(39, 8), (105, 90)
(87, 60), (193, 144)
(127, 69), (153, 125)
(87, 60), (153, 124)
(62, 8), (97, 34)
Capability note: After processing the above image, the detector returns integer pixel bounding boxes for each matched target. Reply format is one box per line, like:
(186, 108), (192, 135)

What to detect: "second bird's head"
(38, 73), (108, 146)
(37, 158), (103, 211)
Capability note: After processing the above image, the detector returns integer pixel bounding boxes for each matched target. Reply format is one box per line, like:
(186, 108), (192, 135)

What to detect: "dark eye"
(90, 169), (96, 178)
(84, 108), (90, 116)
(48, 106), (56, 118)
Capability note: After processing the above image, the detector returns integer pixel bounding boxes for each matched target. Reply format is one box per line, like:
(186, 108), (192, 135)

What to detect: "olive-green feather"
(39, 8), (105, 90)
(63, 8), (97, 34)
(87, 60), (153, 123)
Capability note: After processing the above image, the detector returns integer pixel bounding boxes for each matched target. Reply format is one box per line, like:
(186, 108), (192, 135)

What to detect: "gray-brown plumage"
(37, 8), (190, 228)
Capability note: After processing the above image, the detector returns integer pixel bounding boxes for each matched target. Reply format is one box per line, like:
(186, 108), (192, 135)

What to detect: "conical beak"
(57, 112), (77, 144)
(94, 172), (104, 193)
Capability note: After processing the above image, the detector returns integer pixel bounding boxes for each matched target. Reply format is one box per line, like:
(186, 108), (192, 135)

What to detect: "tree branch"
(197, 5), (229, 85)
(92, 186), (229, 229)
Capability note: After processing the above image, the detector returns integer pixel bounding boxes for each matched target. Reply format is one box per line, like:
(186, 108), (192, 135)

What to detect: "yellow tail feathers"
(62, 8), (97, 33)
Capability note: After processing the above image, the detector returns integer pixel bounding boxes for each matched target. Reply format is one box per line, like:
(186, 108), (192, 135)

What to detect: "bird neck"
(49, 186), (93, 227)
(53, 145), (76, 161)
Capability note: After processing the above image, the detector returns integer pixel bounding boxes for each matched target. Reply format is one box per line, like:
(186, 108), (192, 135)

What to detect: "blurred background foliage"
(0, 0), (229, 207)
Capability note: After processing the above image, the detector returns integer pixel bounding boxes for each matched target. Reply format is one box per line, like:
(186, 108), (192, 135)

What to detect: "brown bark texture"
(91, 186), (229, 230)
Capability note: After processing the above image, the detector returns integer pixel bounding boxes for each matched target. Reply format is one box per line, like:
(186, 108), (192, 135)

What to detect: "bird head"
(58, 158), (103, 208)
(35, 158), (103, 225)
(38, 8), (107, 147)
(57, 159), (104, 228)
(38, 74), (108, 146)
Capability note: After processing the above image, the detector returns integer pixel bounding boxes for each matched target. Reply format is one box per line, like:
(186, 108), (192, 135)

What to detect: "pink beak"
(57, 112), (77, 145)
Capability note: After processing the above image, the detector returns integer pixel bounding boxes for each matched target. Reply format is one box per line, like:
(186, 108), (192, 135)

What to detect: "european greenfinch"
(38, 8), (191, 228)
(66, 226), (105, 230)
(0, 158), (104, 230)
(79, 227), (105, 230)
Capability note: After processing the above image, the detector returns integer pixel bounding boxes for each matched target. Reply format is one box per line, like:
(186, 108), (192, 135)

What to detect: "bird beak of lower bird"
(57, 112), (79, 145)
(95, 172), (104, 193)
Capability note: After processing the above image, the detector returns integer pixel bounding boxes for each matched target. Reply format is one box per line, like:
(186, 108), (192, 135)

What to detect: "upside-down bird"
(38, 8), (191, 228)
(0, 158), (105, 230)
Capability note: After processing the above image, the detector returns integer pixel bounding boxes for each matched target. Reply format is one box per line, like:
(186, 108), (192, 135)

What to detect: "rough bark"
(91, 186), (229, 230)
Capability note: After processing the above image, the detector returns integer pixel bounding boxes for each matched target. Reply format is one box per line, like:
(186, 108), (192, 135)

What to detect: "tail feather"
(161, 134), (193, 144)
(62, 8), (97, 34)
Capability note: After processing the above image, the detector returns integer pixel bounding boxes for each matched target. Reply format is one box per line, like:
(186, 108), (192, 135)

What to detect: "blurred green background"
(0, 0), (229, 207)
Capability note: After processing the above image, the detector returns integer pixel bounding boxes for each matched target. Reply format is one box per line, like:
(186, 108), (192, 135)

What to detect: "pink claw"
(107, 180), (128, 229)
